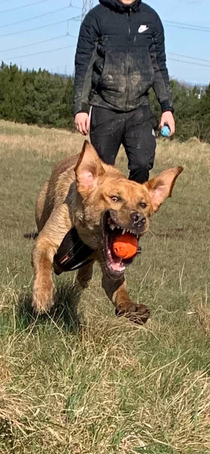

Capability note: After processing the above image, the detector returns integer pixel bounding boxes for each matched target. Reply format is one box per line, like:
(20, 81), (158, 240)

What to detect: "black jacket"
(73, 0), (173, 115)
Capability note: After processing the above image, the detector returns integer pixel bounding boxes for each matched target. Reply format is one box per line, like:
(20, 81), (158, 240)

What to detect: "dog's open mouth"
(103, 211), (141, 278)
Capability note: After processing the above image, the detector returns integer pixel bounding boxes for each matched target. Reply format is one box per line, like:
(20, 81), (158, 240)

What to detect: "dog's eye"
(110, 195), (122, 203)
(139, 202), (147, 209)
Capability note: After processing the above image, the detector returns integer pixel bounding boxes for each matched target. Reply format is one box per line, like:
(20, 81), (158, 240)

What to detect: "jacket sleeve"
(73, 10), (100, 116)
(150, 14), (174, 113)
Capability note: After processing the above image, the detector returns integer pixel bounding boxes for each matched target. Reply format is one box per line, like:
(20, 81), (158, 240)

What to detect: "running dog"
(32, 140), (183, 324)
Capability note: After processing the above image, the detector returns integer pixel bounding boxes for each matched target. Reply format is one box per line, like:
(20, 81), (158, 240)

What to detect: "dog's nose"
(130, 211), (146, 227)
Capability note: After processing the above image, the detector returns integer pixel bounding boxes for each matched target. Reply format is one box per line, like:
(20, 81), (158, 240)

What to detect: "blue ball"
(161, 125), (170, 137)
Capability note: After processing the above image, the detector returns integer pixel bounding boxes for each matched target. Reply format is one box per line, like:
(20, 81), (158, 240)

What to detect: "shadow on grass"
(17, 281), (82, 333)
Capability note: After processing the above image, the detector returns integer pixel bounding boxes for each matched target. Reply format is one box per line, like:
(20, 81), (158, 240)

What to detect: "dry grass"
(0, 120), (84, 159)
(0, 120), (210, 454)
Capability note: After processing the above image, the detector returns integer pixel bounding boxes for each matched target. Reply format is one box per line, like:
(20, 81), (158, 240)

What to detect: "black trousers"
(90, 105), (156, 184)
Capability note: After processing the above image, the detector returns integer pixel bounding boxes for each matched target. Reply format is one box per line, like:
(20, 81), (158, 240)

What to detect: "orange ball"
(113, 233), (138, 259)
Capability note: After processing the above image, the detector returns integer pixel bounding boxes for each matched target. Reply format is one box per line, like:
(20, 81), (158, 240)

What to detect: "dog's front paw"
(32, 284), (54, 314)
(116, 303), (150, 325)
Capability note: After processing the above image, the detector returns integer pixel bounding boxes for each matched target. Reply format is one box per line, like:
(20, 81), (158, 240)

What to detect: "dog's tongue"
(111, 263), (125, 272)
(109, 255), (125, 272)
(105, 239), (125, 271)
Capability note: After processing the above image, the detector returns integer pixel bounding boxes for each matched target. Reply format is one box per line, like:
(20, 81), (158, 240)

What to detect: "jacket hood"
(99, 0), (141, 13)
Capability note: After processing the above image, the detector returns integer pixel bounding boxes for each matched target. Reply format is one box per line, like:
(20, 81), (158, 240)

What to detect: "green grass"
(0, 121), (210, 453)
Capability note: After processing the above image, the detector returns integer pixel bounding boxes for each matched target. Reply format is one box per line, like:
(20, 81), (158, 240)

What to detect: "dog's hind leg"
(32, 204), (72, 314)
(102, 272), (150, 324)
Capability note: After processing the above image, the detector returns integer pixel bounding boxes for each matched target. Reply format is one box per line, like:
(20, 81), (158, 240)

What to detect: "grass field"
(0, 120), (210, 454)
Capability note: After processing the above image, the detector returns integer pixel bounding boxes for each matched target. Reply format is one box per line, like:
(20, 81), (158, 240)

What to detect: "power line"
(0, 0), (50, 14)
(0, 15), (81, 37)
(168, 52), (210, 64)
(0, 33), (77, 53)
(164, 19), (210, 31)
(0, 0), (13, 4)
(1, 15), (207, 40)
(2, 44), (76, 61)
(0, 5), (71, 29)
(165, 24), (210, 33)
(164, 20), (210, 33)
(1, 38), (209, 69)
(168, 57), (210, 68)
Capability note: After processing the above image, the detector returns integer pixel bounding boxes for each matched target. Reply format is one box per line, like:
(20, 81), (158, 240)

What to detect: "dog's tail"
(24, 232), (38, 240)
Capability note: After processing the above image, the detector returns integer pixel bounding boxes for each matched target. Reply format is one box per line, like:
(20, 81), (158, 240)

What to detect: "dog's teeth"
(122, 228), (126, 235)
(127, 229), (135, 235)
(110, 224), (115, 231)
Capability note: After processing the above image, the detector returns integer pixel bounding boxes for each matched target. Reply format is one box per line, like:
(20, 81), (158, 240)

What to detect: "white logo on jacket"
(138, 25), (149, 33)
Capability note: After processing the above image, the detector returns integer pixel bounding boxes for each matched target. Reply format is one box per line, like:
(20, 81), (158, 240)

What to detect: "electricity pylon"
(82, 0), (94, 21)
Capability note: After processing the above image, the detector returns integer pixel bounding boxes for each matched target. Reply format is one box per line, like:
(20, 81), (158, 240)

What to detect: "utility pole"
(82, 0), (94, 21)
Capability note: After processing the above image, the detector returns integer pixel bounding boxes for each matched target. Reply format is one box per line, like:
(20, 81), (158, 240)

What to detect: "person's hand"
(160, 111), (175, 136)
(74, 112), (90, 135)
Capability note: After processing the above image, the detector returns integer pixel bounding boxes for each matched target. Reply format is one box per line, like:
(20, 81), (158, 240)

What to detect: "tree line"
(0, 62), (209, 142)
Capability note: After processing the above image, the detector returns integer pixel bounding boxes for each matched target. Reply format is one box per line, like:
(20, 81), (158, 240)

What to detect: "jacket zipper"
(126, 8), (132, 110)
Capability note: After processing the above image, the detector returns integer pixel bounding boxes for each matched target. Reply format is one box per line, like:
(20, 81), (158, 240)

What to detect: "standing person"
(74, 0), (175, 184)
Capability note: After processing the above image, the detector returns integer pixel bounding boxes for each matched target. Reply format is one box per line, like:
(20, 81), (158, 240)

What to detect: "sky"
(0, 0), (210, 86)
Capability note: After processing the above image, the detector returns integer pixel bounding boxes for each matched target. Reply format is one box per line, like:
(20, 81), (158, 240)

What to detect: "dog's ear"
(75, 140), (105, 195)
(144, 167), (183, 213)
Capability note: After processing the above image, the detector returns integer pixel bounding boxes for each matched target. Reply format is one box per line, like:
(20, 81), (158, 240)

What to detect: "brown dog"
(32, 140), (183, 324)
